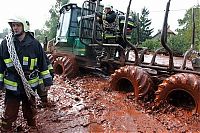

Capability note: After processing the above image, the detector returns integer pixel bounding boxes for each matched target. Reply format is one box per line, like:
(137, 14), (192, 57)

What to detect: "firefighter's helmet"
(8, 16), (30, 32)
(104, 4), (113, 10)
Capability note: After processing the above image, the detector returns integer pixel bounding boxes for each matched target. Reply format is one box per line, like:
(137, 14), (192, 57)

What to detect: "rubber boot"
(40, 95), (48, 108)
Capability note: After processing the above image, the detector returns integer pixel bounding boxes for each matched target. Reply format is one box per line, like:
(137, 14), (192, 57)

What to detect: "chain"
(5, 33), (37, 99)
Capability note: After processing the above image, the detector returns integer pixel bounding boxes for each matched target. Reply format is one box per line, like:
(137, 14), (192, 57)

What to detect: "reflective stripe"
(4, 58), (12, 63)
(120, 20), (135, 26)
(4, 77), (39, 90)
(48, 64), (53, 70)
(4, 78), (17, 87)
(43, 73), (52, 79)
(39, 78), (44, 84)
(4, 84), (17, 91)
(41, 70), (50, 76)
(4, 79), (17, 90)
(23, 57), (29, 65)
(4, 78), (17, 91)
(0, 73), (3, 81)
(28, 77), (39, 87)
(104, 34), (116, 38)
(30, 59), (35, 70)
(29, 82), (39, 87)
(35, 58), (38, 66)
(30, 58), (38, 70)
(4, 58), (13, 67)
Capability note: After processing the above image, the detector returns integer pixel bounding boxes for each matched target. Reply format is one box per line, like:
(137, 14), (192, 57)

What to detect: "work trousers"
(1, 91), (36, 131)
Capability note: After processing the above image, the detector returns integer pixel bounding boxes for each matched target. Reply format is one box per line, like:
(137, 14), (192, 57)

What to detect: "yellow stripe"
(39, 79), (44, 84)
(0, 73), (3, 78)
(28, 77), (39, 84)
(4, 58), (12, 63)
(23, 57), (29, 62)
(4, 79), (17, 87)
(41, 70), (50, 76)
(30, 59), (35, 70)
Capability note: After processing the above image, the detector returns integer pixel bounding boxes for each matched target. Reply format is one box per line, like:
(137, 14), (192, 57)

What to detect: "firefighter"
(0, 16), (53, 132)
(97, 4), (117, 40)
(97, 4), (118, 60)
(103, 5), (116, 25)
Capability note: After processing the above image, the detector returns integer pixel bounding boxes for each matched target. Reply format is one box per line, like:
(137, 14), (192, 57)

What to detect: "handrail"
(79, 0), (96, 46)
(91, 0), (104, 46)
(160, 0), (174, 70)
(122, 0), (139, 65)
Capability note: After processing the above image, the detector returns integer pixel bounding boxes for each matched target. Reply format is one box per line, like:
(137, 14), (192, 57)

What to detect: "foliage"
(141, 6), (200, 55)
(175, 6), (200, 52)
(139, 7), (154, 42)
(130, 7), (154, 45)
(141, 39), (161, 51)
(141, 36), (190, 55)
(59, 0), (69, 6)
(168, 34), (190, 55)
(0, 28), (9, 38)
(129, 12), (139, 45)
(35, 0), (69, 42)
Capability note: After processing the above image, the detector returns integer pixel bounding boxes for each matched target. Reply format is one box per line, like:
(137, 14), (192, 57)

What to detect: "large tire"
(53, 56), (78, 78)
(109, 65), (153, 98)
(155, 73), (200, 113)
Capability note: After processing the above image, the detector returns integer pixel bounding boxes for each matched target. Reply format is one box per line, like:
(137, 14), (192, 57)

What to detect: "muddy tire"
(109, 65), (153, 98)
(53, 56), (78, 78)
(46, 53), (54, 65)
(155, 73), (200, 113)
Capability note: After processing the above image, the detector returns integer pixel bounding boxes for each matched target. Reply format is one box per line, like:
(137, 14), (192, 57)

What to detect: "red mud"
(0, 74), (199, 132)
(38, 75), (200, 132)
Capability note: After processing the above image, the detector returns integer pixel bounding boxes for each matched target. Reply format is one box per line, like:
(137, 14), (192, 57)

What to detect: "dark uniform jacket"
(105, 10), (116, 23)
(0, 33), (53, 95)
(97, 10), (116, 24)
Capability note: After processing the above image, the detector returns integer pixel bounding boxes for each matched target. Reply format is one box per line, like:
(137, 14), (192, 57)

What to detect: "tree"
(58, 0), (69, 6)
(35, 0), (69, 42)
(130, 11), (139, 45)
(141, 6), (200, 55)
(139, 7), (154, 42)
(168, 6), (200, 54)
(130, 7), (154, 45)
(0, 28), (9, 38)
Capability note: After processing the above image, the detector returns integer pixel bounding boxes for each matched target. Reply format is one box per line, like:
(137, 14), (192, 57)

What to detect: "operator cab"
(55, 4), (82, 53)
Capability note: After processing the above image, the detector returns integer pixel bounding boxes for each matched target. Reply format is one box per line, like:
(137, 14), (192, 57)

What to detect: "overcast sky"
(0, 0), (199, 35)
